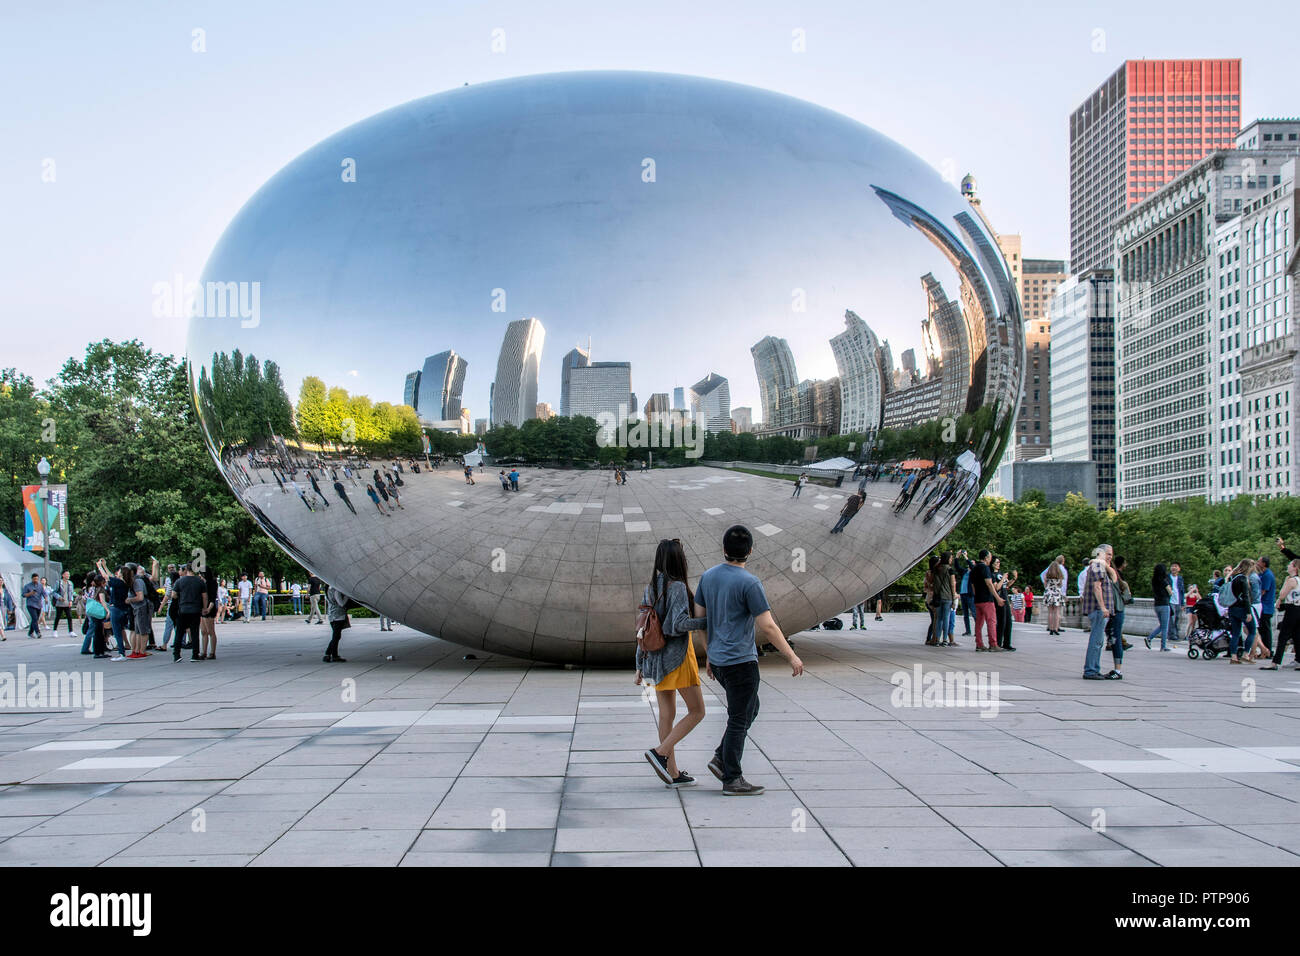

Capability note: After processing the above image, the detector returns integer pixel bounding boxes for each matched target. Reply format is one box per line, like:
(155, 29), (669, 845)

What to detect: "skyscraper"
(750, 335), (800, 429)
(559, 346), (590, 417)
(491, 318), (545, 428)
(672, 386), (686, 411)
(1069, 58), (1241, 275)
(731, 406), (753, 432)
(919, 273), (971, 420)
(690, 373), (731, 434)
(830, 309), (883, 436)
(1016, 259), (1066, 460)
(416, 350), (468, 425)
(536, 402), (555, 420)
(403, 370), (421, 410)
(1114, 150), (1279, 508)
(566, 361), (633, 427)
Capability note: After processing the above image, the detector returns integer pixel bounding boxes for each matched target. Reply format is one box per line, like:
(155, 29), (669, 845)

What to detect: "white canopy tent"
(0, 531), (62, 630)
(808, 456), (856, 471)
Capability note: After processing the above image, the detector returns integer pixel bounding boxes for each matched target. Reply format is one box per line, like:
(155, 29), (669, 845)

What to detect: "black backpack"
(139, 573), (162, 611)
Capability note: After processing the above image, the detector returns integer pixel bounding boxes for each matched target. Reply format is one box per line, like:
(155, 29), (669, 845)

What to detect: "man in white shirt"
(291, 581), (303, 615)
(237, 574), (253, 623)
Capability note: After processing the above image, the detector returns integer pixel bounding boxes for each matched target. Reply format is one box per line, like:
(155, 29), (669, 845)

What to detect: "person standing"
(829, 492), (865, 533)
(291, 581), (303, 615)
(994, 560), (1016, 651)
(323, 584), (350, 662)
(199, 568), (219, 660)
(306, 574), (325, 624)
(463, 464), (475, 485)
(1224, 559), (1255, 664)
(1168, 563), (1187, 641)
(237, 574), (253, 623)
(1105, 556), (1128, 677)
(171, 564), (205, 663)
(509, 468), (520, 492)
(933, 551), (957, 647)
(972, 550), (1002, 652)
(101, 563), (131, 659)
(158, 565), (179, 652)
(1081, 545), (1119, 680)
(21, 573), (44, 638)
(697, 526), (803, 796)
(1254, 555), (1276, 660)
(1262, 557), (1300, 670)
(366, 484), (391, 516)
(1022, 585), (1034, 625)
(333, 479), (358, 514)
(851, 600), (867, 630)
(253, 571), (271, 621)
(954, 550), (974, 636)
(791, 473), (807, 498)
(52, 571), (76, 633)
(1144, 563), (1173, 651)
(638, 539), (709, 788)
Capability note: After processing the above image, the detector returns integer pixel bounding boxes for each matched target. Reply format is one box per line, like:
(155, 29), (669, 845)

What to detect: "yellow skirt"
(653, 633), (702, 691)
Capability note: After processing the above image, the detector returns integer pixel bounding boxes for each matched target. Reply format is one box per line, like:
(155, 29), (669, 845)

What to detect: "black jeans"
(26, 606), (42, 636)
(327, 620), (348, 657)
(53, 606), (75, 631)
(175, 612), (201, 660)
(711, 660), (761, 783)
(1272, 607), (1300, 665)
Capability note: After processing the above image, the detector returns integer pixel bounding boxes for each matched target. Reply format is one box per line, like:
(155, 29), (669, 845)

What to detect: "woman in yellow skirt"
(637, 539), (707, 787)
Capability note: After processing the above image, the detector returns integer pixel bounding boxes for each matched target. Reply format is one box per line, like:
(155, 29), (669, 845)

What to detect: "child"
(1010, 586), (1025, 623)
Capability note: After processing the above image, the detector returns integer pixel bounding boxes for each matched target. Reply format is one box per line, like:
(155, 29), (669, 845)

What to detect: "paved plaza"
(2, 612), (1300, 867)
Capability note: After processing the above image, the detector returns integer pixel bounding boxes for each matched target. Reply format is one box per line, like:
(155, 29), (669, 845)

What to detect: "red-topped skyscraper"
(1069, 58), (1240, 273)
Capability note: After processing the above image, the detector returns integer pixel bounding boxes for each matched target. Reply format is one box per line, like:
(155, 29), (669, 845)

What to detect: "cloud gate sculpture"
(187, 71), (1023, 665)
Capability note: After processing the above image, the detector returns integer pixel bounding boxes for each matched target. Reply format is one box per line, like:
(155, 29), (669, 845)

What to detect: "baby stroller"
(1187, 597), (1231, 659)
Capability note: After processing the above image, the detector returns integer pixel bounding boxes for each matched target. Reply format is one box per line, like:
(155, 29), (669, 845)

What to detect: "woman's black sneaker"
(669, 772), (696, 788)
(644, 748), (673, 784)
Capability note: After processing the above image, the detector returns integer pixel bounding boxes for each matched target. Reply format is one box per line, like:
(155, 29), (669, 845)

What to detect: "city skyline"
(12, 1), (1298, 399)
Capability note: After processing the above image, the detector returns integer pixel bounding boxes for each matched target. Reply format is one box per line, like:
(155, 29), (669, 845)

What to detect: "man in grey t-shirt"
(696, 525), (803, 796)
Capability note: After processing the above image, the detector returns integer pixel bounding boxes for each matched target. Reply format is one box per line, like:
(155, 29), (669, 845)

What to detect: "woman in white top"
(1262, 558), (1300, 670)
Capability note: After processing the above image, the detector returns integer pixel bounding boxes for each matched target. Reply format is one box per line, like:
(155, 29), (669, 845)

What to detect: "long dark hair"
(649, 539), (694, 615)
(1151, 562), (1166, 592)
(120, 565), (135, 592)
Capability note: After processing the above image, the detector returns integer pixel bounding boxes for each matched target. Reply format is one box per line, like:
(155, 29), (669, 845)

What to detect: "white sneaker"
(109, 655), (126, 662)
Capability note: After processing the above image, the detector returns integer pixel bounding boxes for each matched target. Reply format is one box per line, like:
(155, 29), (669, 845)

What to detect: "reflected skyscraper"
(690, 373), (731, 434)
(751, 335), (800, 429)
(830, 310), (883, 435)
(417, 350), (468, 425)
(560, 346), (590, 417)
(403, 370), (421, 409)
(644, 393), (670, 421)
(566, 361), (632, 427)
(491, 318), (545, 427)
(920, 273), (972, 419)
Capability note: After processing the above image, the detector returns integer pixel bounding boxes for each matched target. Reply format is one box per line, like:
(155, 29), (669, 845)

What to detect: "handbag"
(635, 602), (665, 653)
(85, 598), (108, 621)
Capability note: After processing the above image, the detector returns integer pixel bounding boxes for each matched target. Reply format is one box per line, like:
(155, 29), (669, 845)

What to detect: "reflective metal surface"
(187, 71), (1022, 665)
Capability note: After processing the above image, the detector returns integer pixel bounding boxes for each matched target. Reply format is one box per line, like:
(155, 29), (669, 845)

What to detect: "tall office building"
(559, 346), (590, 417)
(1070, 58), (1241, 275)
(919, 273), (972, 421)
(416, 350), (468, 426)
(1233, 157), (1299, 498)
(1014, 260), (1066, 460)
(1048, 271), (1117, 508)
(1022, 259), (1068, 325)
(997, 233), (1023, 303)
(750, 335), (801, 429)
(566, 362), (633, 427)
(830, 309), (883, 436)
(731, 406), (753, 433)
(672, 387), (686, 411)
(536, 402), (555, 420)
(474, 418), (488, 436)
(491, 318), (545, 428)
(1114, 150), (1282, 508)
(689, 373), (731, 434)
(403, 370), (421, 410)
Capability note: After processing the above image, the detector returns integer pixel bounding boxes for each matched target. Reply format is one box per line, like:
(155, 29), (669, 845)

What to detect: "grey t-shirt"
(695, 563), (771, 667)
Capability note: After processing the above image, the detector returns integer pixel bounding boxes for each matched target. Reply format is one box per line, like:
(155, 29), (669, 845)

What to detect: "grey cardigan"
(325, 586), (350, 623)
(635, 576), (706, 685)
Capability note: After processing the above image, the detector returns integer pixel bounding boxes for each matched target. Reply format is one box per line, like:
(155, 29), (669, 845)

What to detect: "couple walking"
(636, 526), (804, 795)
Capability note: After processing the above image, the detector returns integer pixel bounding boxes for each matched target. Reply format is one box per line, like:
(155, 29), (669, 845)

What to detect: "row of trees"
(195, 349), (294, 448)
(295, 377), (424, 457)
(3, 341), (295, 580)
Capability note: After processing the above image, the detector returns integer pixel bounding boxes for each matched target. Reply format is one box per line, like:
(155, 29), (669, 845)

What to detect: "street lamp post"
(36, 457), (51, 604)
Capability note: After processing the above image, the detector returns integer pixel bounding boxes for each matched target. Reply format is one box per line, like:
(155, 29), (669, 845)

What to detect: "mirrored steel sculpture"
(188, 71), (1023, 665)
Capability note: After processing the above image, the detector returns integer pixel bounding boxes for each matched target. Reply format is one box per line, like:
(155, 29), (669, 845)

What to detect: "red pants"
(974, 602), (998, 648)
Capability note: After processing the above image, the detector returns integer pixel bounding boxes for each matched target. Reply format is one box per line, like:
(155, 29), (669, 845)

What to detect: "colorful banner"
(23, 484), (69, 552)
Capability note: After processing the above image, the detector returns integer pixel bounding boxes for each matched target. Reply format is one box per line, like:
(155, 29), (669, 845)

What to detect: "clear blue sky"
(3, 0), (1296, 399)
